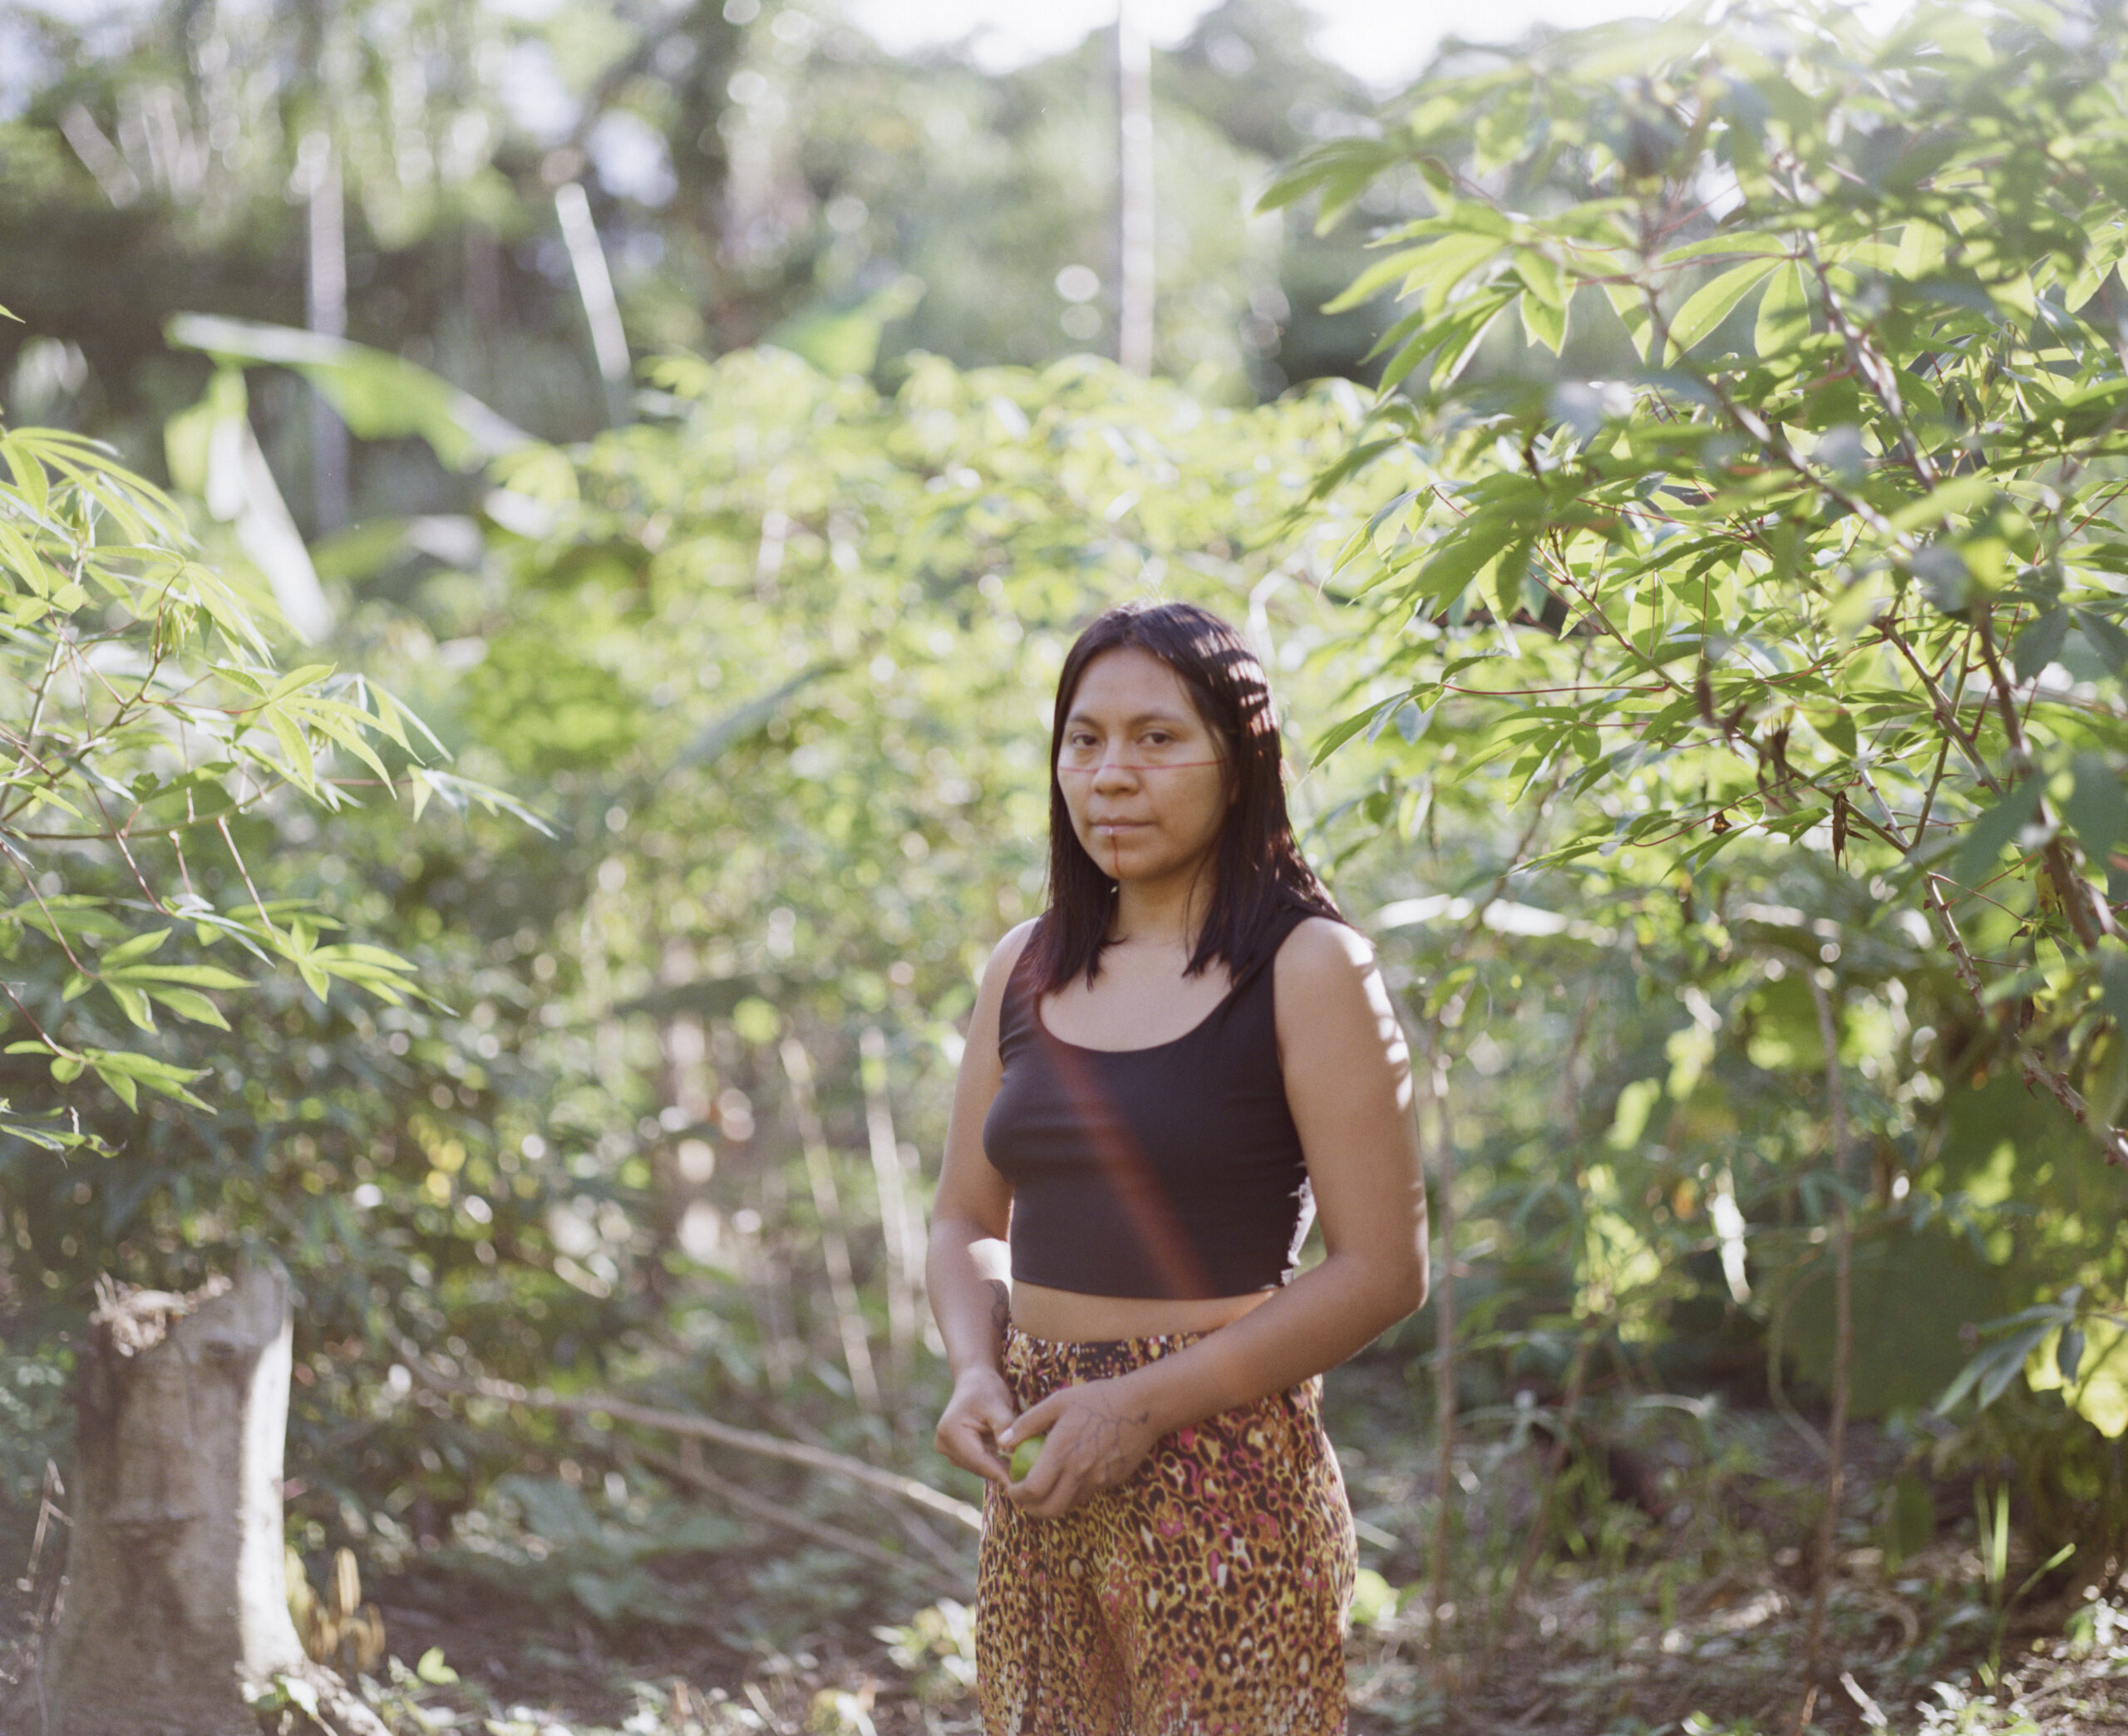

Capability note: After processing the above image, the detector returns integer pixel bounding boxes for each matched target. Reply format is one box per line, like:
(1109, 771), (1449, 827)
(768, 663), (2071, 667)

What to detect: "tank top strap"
(996, 931), (1042, 1061)
(1228, 901), (1313, 999)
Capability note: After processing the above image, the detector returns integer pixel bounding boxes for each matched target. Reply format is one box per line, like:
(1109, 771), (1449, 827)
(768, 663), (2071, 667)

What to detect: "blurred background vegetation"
(2, 0), (2126, 1729)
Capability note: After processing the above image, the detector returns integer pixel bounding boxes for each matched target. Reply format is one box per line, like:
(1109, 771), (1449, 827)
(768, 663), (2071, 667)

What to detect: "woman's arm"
(1002, 917), (1428, 1517)
(926, 922), (1037, 1487)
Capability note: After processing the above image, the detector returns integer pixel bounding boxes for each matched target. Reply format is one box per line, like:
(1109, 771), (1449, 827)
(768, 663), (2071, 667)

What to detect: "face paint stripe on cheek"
(1057, 760), (1225, 775)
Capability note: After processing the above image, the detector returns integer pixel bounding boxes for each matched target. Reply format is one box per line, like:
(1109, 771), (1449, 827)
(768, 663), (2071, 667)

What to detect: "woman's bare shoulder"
(970, 919), (1042, 1008)
(1273, 916), (1399, 1051)
(986, 918), (1042, 979)
(1274, 914), (1377, 984)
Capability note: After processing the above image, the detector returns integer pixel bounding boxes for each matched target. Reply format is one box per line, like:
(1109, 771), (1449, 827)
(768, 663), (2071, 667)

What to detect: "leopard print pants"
(976, 1326), (1357, 1736)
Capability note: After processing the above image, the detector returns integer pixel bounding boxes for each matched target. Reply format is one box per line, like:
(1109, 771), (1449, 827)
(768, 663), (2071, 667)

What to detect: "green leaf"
(265, 708), (315, 792)
(1936, 1322), (2052, 1414)
(1953, 783), (2042, 888)
(2059, 1325), (2085, 1384)
(166, 315), (531, 471)
(1884, 475), (1998, 534)
(143, 986), (229, 1029)
(1406, 512), (1529, 610)
(2012, 607), (2070, 682)
(1313, 705), (1384, 767)
(88, 1058), (139, 1109)
(1666, 258), (1784, 361)
(1521, 290), (1566, 355)
(99, 928), (172, 968)
(1980, 1320), (2056, 1407)
(766, 276), (925, 376)
(266, 663), (335, 704)
(1518, 248), (1568, 309)
(2, 434), (51, 524)
(2066, 754), (2126, 866)
(116, 964), (252, 991)
(2094, 957), (2128, 1038)
(2102, 957), (2128, 1035)
(104, 982), (155, 1031)
(1754, 259), (1813, 357)
(2076, 608), (2128, 673)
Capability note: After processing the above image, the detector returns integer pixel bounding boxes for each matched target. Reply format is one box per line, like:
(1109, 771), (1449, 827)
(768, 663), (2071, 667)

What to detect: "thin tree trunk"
(1425, 1047), (1459, 1684)
(1486, 1327), (1593, 1675)
(755, 1141), (800, 1394)
(303, 130), (350, 533)
(860, 1025), (919, 1387)
(1114, 0), (1155, 375)
(1804, 971), (1854, 1680)
(555, 181), (632, 427)
(779, 1035), (881, 1416)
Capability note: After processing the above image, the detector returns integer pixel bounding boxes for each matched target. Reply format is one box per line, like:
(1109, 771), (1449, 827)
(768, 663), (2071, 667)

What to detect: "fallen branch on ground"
(394, 1343), (984, 1534)
(626, 1442), (967, 1596)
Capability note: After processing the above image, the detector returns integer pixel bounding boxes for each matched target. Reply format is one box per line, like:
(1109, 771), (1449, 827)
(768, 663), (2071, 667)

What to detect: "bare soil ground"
(355, 1556), (2128, 1736)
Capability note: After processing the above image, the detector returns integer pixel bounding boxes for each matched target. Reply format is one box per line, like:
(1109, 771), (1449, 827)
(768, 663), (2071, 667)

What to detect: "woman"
(928, 600), (1428, 1735)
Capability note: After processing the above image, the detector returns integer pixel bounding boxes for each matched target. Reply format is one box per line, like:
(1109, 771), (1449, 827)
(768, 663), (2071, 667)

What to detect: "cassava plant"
(1278, 0), (2128, 1426)
(0, 337), (518, 1143)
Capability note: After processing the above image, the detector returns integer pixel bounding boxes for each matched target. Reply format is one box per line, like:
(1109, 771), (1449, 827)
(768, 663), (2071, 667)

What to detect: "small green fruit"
(1007, 1434), (1046, 1482)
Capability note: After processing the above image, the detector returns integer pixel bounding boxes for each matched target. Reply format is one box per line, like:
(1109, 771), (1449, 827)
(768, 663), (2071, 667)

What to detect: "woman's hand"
(935, 1364), (1017, 1485)
(1000, 1378), (1160, 1519)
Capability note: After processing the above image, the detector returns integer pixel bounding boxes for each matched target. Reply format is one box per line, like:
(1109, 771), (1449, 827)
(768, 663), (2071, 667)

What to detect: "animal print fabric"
(977, 1325), (1357, 1736)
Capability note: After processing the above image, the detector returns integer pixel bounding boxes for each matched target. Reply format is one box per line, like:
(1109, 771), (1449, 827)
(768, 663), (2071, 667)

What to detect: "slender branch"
(1878, 620), (2002, 797)
(1909, 735), (1956, 853)
(2, 847), (94, 976)
(2, 979), (76, 1057)
(1531, 547), (1694, 700)
(1802, 234), (1939, 490)
(82, 781), (166, 914)
(1968, 612), (2112, 950)
(216, 814), (277, 940)
(1925, 877), (2128, 1163)
(780, 1033), (883, 1418)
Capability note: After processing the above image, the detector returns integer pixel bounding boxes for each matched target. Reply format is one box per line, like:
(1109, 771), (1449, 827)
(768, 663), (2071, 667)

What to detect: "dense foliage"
(1278, 0), (2128, 1590)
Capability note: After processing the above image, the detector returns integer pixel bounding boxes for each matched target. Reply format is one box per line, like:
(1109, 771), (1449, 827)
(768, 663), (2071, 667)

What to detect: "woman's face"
(1057, 647), (1230, 893)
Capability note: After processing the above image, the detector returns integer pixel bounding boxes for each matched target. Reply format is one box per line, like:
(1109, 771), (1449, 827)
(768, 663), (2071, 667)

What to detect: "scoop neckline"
(1033, 972), (1248, 1057)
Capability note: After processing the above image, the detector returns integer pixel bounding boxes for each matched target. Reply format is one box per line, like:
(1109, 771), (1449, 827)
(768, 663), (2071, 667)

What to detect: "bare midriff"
(1008, 1280), (1273, 1344)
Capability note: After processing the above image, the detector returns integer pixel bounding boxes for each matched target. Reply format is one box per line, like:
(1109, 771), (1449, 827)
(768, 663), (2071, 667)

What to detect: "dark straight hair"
(1028, 600), (1342, 993)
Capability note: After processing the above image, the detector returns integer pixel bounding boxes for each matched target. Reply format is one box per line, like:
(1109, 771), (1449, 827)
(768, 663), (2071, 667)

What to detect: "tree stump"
(7, 1265), (316, 1736)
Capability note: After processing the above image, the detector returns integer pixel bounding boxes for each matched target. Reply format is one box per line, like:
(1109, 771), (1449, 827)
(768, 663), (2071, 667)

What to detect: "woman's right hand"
(934, 1363), (1017, 1485)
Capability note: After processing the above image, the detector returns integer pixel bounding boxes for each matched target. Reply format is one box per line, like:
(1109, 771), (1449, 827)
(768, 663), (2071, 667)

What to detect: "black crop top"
(981, 909), (1316, 1299)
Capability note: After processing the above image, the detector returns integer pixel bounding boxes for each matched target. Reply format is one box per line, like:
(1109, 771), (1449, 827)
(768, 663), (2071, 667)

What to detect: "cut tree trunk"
(4, 1263), (347, 1736)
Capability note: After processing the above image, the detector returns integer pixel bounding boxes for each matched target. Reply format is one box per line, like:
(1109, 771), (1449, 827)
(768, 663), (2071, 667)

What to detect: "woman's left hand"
(998, 1378), (1160, 1519)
